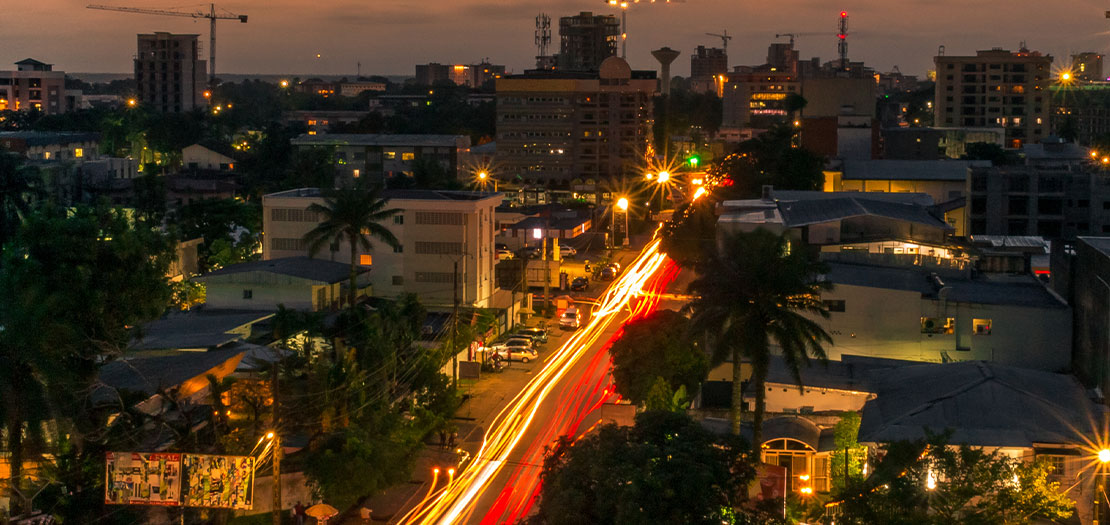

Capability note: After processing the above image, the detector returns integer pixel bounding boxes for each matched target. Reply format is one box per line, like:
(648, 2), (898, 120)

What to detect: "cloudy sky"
(6, 0), (1110, 77)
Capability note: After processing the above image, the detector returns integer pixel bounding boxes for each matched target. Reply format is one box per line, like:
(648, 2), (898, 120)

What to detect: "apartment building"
(933, 47), (1052, 148)
(0, 59), (67, 114)
(262, 188), (500, 307)
(689, 46), (727, 94)
(557, 12), (619, 72)
(135, 32), (208, 113)
(290, 133), (471, 186)
(495, 57), (655, 201)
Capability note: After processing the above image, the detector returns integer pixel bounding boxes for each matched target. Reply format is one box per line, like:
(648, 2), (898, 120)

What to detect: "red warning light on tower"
(840, 11), (847, 17)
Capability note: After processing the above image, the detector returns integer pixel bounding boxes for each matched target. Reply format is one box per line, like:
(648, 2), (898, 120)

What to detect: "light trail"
(398, 238), (673, 524)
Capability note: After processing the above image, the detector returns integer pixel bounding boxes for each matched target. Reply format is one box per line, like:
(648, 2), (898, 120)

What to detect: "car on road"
(558, 246), (577, 258)
(599, 263), (620, 281)
(492, 346), (539, 363)
(515, 327), (548, 345)
(570, 276), (589, 291)
(497, 248), (514, 260)
(559, 306), (581, 330)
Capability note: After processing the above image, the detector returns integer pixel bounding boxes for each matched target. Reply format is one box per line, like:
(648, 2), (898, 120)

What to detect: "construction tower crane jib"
(86, 3), (247, 87)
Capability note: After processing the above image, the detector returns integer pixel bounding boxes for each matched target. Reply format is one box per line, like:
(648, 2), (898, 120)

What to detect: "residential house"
(194, 257), (366, 311)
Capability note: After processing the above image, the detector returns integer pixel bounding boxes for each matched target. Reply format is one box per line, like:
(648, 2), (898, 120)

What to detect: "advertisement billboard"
(104, 452), (182, 506)
(182, 454), (255, 509)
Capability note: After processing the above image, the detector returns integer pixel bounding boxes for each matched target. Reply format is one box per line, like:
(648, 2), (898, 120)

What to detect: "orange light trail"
(398, 238), (674, 524)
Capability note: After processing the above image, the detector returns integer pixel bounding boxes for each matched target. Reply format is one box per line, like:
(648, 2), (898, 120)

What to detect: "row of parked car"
(496, 243), (579, 261)
(484, 327), (549, 363)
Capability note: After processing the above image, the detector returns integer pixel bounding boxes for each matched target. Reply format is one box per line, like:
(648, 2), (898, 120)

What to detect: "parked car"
(497, 248), (515, 260)
(570, 276), (589, 291)
(516, 327), (548, 345)
(559, 306), (581, 330)
(501, 337), (534, 350)
(493, 346), (539, 363)
(558, 246), (577, 258)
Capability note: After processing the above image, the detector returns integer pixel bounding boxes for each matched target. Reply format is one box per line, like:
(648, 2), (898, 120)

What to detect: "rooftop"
(0, 131), (101, 146)
(1079, 236), (1110, 258)
(132, 311), (273, 351)
(266, 187), (501, 202)
(196, 257), (365, 284)
(858, 361), (1099, 448)
(778, 196), (952, 230)
(98, 346), (245, 397)
(752, 354), (915, 394)
(840, 159), (989, 181)
(290, 133), (469, 147)
(825, 262), (1068, 308)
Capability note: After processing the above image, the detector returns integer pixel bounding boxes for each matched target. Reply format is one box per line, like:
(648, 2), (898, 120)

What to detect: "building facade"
(262, 188), (500, 307)
(689, 46), (727, 94)
(495, 57), (655, 199)
(0, 59), (67, 114)
(966, 162), (1110, 238)
(933, 47), (1052, 148)
(135, 32), (208, 113)
(290, 133), (471, 186)
(557, 12), (619, 72)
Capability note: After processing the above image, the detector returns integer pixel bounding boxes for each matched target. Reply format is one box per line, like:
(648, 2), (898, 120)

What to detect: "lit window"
(402, 152), (415, 161)
(74, 148), (84, 158)
(307, 130), (317, 135)
(360, 254), (372, 266)
(43, 151), (51, 160)
(307, 120), (317, 125)
(353, 169), (360, 178)
(921, 317), (955, 334)
(385, 151), (396, 160)
(973, 318), (992, 335)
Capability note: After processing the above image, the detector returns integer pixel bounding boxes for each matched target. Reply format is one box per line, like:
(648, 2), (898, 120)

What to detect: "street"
(392, 238), (675, 524)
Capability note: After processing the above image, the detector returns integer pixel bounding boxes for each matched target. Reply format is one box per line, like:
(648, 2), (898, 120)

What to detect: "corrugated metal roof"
(1079, 236), (1110, 258)
(197, 257), (362, 284)
(841, 159), (988, 181)
(825, 262), (1067, 308)
(291, 133), (468, 147)
(131, 311), (273, 351)
(858, 361), (1099, 447)
(778, 197), (951, 229)
(98, 347), (245, 396)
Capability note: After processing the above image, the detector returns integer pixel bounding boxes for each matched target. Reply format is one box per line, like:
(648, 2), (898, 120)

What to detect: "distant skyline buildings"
(7, 0), (1110, 79)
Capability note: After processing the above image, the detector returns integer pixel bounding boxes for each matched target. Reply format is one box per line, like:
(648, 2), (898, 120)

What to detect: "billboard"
(105, 452), (182, 506)
(182, 454), (255, 509)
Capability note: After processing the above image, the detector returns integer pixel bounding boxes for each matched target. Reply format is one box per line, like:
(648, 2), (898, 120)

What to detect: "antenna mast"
(837, 11), (849, 70)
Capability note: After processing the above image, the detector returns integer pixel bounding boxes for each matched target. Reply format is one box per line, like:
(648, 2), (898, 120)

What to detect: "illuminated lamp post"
(616, 197), (630, 246)
(1096, 449), (1110, 524)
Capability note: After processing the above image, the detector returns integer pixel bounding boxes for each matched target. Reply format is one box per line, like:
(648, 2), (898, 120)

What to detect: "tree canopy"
(610, 309), (708, 406)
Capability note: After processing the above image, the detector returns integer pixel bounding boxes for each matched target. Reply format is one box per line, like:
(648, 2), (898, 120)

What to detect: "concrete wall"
(814, 282), (1072, 371)
(1073, 239), (1110, 393)
(200, 271), (346, 312)
(183, 144), (235, 170)
(754, 382), (875, 414)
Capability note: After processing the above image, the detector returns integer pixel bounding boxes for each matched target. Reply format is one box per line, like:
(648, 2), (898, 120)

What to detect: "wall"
(200, 271), (346, 312)
(813, 282), (1072, 371)
(1072, 240), (1110, 393)
(183, 144), (235, 170)
(756, 383), (875, 414)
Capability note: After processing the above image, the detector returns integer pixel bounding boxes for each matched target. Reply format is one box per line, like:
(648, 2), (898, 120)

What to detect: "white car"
(558, 246), (577, 258)
(559, 306), (581, 330)
(492, 346), (538, 363)
(497, 248), (515, 260)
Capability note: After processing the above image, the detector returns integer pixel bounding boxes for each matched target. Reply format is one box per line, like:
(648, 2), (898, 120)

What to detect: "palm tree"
(302, 181), (400, 309)
(0, 151), (39, 253)
(685, 229), (832, 445)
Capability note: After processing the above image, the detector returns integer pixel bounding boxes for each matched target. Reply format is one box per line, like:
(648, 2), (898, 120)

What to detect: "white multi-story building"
(262, 188), (500, 307)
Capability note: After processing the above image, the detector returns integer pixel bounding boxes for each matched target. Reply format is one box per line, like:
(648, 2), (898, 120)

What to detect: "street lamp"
(1097, 449), (1110, 524)
(616, 197), (630, 247)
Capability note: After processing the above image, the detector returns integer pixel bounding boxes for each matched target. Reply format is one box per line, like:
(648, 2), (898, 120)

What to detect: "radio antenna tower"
(837, 10), (849, 70)
(535, 13), (552, 68)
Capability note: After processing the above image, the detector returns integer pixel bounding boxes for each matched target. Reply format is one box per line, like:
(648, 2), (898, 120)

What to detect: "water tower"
(651, 47), (681, 96)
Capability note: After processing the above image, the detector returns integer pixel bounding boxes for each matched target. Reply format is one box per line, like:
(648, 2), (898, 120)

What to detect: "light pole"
(477, 170), (497, 192)
(1096, 449), (1110, 524)
(616, 197), (629, 246)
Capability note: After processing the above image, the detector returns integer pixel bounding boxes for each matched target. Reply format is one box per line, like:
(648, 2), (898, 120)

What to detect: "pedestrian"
(360, 505), (372, 524)
(449, 430), (458, 448)
(439, 429), (447, 449)
(293, 501), (306, 525)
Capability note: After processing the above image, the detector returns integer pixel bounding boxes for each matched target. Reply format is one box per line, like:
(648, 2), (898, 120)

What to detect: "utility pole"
(542, 222), (551, 314)
(452, 260), (459, 389)
(270, 363), (282, 525)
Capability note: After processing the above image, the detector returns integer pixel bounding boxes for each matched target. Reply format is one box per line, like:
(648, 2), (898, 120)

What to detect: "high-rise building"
(557, 12), (619, 72)
(496, 57), (655, 202)
(134, 32), (208, 113)
(766, 43), (798, 75)
(1071, 52), (1104, 82)
(415, 62), (506, 88)
(0, 59), (68, 114)
(690, 46), (728, 80)
(933, 47), (1052, 149)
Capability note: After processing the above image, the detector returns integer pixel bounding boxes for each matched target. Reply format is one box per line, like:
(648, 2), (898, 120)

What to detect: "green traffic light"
(687, 156), (700, 168)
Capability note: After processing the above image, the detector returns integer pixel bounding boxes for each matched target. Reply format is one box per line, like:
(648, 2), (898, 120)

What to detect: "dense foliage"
(712, 125), (825, 198)
(609, 309), (708, 406)
(532, 411), (755, 525)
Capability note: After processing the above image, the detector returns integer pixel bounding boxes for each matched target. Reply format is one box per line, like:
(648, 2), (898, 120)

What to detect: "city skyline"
(7, 0), (1110, 78)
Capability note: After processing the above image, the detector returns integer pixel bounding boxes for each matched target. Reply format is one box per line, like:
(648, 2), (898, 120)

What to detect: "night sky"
(7, 0), (1110, 77)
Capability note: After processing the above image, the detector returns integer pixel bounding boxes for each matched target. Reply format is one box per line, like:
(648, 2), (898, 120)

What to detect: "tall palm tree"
(302, 181), (400, 308)
(685, 229), (832, 445)
(0, 152), (39, 253)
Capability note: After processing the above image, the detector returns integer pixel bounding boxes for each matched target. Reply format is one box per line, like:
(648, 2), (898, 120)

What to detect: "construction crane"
(87, 3), (247, 87)
(706, 30), (732, 54)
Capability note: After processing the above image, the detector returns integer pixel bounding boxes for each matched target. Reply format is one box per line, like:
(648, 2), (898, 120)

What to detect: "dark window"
(970, 219), (987, 233)
(1007, 219), (1029, 234)
(1037, 221), (1062, 238)
(1008, 196), (1028, 215)
(242, 289), (253, 299)
(1079, 199), (1090, 208)
(822, 300), (846, 312)
(393, 215), (404, 224)
(1037, 198), (1062, 215)
(971, 197), (987, 214)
